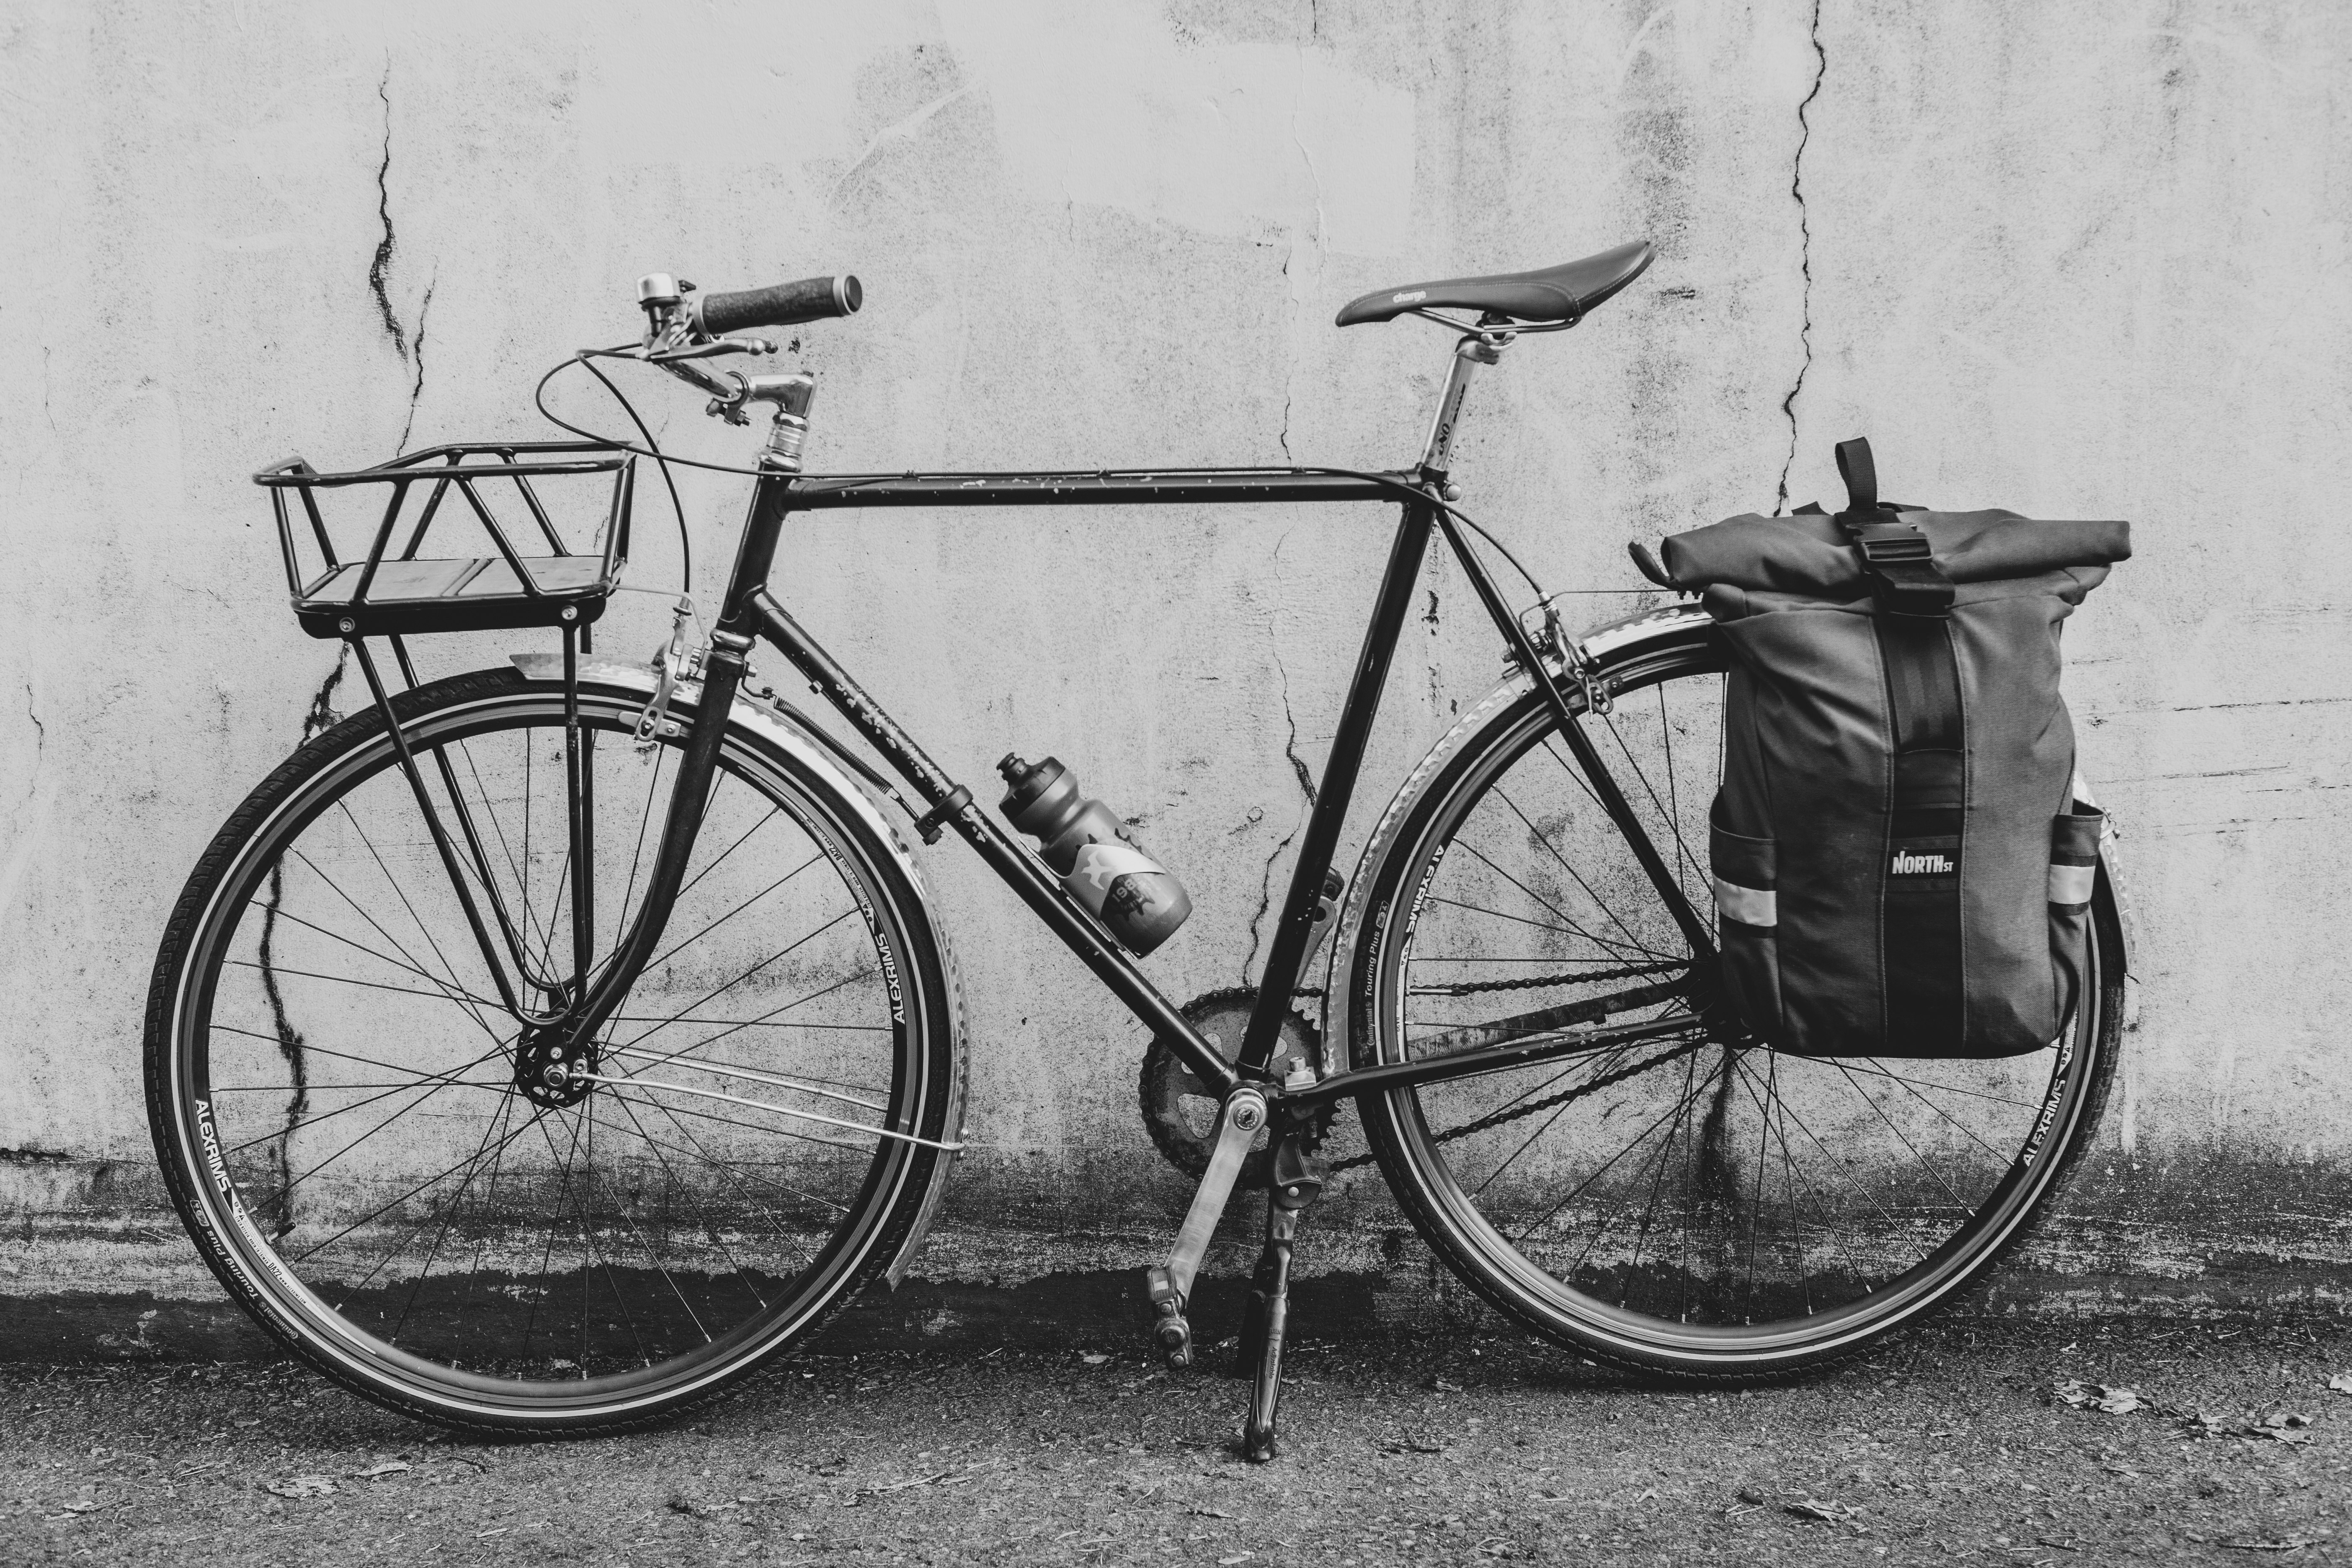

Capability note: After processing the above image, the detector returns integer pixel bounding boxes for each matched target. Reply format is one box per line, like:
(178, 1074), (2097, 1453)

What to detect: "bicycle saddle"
(1333, 240), (1654, 328)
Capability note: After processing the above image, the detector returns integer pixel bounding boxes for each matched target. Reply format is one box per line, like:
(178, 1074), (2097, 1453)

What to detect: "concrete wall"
(4, 0), (2351, 1321)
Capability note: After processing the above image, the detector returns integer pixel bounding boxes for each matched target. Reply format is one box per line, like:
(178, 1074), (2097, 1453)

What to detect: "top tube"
(779, 467), (1413, 510)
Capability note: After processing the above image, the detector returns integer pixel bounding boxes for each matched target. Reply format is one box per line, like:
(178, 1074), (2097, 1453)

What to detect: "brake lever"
(646, 338), (777, 364)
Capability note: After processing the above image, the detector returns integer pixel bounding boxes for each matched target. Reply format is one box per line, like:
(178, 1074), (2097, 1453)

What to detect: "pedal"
(1145, 1265), (1192, 1369)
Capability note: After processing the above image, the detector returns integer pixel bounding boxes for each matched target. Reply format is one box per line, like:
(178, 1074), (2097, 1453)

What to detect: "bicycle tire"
(145, 665), (962, 1431)
(1329, 624), (2124, 1379)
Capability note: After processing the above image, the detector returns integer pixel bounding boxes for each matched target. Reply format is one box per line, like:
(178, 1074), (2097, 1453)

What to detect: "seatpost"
(1419, 328), (1508, 483)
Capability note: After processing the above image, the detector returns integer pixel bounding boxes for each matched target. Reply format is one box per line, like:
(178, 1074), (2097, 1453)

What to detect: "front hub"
(514, 1021), (598, 1109)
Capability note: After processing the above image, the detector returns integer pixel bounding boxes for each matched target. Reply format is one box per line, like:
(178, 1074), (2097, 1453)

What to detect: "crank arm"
(1145, 1084), (1268, 1367)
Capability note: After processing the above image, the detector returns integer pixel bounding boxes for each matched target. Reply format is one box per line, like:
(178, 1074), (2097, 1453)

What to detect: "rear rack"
(258, 441), (634, 638)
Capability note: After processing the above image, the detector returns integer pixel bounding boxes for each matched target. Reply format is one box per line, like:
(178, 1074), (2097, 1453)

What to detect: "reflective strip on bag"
(1711, 875), (1777, 929)
(2048, 861), (2096, 906)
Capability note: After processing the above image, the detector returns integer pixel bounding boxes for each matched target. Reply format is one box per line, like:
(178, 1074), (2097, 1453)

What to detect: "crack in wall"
(252, 647), (349, 1237)
(368, 67), (408, 363)
(397, 277), (435, 453)
(1772, 0), (1827, 516)
(1276, 24), (1328, 467)
(1240, 645), (1319, 988)
(1276, 259), (1296, 460)
(18, 682), (42, 811)
(1242, 535), (1320, 988)
(1424, 587), (1449, 716)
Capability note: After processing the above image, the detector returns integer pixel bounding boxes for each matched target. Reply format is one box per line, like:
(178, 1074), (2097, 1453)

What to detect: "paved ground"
(5, 1314), (2350, 1565)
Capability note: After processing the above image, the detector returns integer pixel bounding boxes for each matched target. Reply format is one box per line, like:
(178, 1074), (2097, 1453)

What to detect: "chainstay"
(1325, 1029), (1710, 1173)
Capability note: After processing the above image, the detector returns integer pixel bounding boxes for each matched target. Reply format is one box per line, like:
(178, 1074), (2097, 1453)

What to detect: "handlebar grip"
(695, 275), (863, 335)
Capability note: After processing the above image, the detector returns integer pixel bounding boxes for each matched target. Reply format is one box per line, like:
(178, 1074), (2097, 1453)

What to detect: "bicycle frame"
(528, 458), (1715, 1109)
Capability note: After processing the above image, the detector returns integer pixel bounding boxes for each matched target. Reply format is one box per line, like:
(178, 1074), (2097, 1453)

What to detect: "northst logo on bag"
(1890, 848), (1955, 875)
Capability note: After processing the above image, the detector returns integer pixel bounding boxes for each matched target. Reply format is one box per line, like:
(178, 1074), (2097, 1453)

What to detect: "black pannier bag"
(1649, 438), (2130, 1057)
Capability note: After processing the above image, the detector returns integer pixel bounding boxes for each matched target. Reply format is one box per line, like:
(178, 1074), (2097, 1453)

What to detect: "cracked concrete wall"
(2, 0), (2350, 1276)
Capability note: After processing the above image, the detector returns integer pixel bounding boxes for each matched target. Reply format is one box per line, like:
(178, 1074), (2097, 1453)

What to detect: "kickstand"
(1240, 1132), (1324, 1463)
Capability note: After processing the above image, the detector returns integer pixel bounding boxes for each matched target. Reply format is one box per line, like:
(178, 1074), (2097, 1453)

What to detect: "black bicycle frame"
(548, 464), (1710, 1105)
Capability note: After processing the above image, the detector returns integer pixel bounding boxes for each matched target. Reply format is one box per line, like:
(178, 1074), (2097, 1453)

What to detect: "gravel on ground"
(5, 1314), (2350, 1565)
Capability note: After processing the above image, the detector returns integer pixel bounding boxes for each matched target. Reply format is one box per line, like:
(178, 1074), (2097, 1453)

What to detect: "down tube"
(742, 587), (1242, 1099)
(1236, 498), (1435, 1076)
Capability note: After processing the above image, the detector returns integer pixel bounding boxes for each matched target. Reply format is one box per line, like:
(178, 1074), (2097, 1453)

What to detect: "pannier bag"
(1652, 438), (2130, 1057)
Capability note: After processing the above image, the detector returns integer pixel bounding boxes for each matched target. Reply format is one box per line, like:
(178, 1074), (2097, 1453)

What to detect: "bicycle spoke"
(609, 911), (860, 1055)
(591, 1096), (722, 1343)
(1596, 709), (1710, 896)
(1827, 1060), (1970, 1211)
(171, 683), (933, 1409)
(271, 1043), (513, 1203)
(214, 1056), (507, 1161)
(264, 892), (504, 1017)
(603, 1043), (888, 1113)
(332, 796), (518, 1026)
(1452, 835), (1676, 964)
(1484, 785), (1667, 959)
(607, 1092), (758, 1321)
(627, 1094), (852, 1220)
(389, 1083), (524, 1345)
(291, 1100), (548, 1269)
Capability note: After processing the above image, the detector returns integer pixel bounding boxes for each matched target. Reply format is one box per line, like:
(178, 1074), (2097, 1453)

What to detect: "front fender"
(508, 652), (968, 1288)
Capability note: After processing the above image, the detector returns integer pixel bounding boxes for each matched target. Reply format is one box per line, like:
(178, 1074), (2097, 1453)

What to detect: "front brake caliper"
(633, 598), (704, 751)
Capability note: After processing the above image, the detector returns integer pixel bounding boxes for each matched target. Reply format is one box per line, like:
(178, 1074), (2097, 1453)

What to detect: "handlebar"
(694, 274), (862, 335)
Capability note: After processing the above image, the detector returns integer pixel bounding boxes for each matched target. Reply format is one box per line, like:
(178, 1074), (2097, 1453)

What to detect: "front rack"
(258, 441), (635, 639)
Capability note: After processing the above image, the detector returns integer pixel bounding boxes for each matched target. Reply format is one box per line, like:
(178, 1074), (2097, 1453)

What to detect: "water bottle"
(997, 754), (1193, 955)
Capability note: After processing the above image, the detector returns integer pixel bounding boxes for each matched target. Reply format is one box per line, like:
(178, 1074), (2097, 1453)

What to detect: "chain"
(1325, 1034), (1708, 1173)
(1408, 960), (1686, 998)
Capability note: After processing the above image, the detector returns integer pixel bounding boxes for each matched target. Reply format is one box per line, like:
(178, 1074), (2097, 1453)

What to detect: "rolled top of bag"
(1658, 509), (2130, 599)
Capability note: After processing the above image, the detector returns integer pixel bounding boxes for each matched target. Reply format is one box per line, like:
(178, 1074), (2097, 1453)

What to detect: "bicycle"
(144, 243), (2128, 1458)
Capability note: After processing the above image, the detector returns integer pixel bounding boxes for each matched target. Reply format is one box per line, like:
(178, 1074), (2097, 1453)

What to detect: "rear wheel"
(145, 666), (960, 1430)
(1338, 632), (2121, 1377)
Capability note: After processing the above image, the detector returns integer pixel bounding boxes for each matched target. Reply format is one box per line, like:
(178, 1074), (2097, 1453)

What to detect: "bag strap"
(1834, 437), (1954, 618)
(1830, 438), (1968, 1047)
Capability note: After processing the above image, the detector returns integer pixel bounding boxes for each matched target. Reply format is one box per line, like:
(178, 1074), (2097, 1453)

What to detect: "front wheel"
(1332, 624), (2122, 1377)
(145, 666), (962, 1431)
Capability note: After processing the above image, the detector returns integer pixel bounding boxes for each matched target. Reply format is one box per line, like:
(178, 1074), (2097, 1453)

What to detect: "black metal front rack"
(258, 441), (635, 639)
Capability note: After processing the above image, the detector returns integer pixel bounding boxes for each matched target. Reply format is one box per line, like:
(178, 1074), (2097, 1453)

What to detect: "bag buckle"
(1854, 527), (1933, 563)
(1833, 437), (1954, 617)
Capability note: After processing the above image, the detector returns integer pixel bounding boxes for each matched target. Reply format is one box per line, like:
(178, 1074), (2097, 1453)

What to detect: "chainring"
(1139, 986), (1328, 1190)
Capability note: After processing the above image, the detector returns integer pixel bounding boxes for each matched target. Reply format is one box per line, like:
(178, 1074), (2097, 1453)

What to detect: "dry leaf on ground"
(2053, 1380), (2144, 1414)
(1786, 1498), (1862, 1522)
(265, 1474), (337, 1498)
